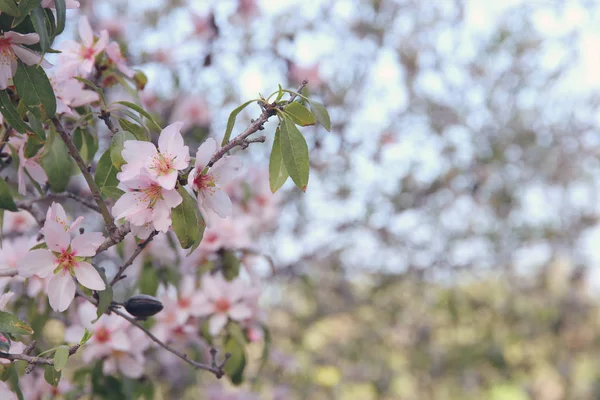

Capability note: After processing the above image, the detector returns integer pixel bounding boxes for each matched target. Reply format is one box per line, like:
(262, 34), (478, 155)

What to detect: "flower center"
(136, 184), (163, 209)
(95, 326), (110, 343)
(150, 153), (174, 176)
(0, 37), (12, 52)
(81, 46), (96, 61)
(57, 249), (77, 271)
(178, 297), (191, 308)
(214, 298), (230, 313)
(193, 172), (216, 192)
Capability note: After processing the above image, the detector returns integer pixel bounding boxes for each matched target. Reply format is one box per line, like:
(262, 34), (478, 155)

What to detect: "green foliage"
(73, 127), (98, 164)
(171, 186), (205, 251)
(115, 101), (161, 131)
(41, 127), (72, 192)
(54, 0), (66, 34)
(0, 178), (17, 212)
(0, 311), (32, 335)
(118, 118), (149, 141)
(94, 266), (113, 320)
(224, 331), (247, 385)
(0, 0), (18, 17)
(284, 101), (315, 126)
(268, 127), (289, 193)
(53, 345), (69, 372)
(30, 6), (49, 52)
(309, 100), (331, 131)
(44, 365), (60, 388)
(221, 99), (257, 146)
(94, 150), (120, 199)
(13, 61), (56, 120)
(279, 116), (309, 191)
(109, 130), (136, 170)
(0, 91), (30, 133)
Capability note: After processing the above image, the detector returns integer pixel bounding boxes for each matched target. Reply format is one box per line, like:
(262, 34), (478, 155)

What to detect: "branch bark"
(109, 230), (158, 286)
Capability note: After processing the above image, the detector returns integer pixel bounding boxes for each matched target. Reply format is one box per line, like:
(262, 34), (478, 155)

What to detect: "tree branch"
(51, 117), (116, 234)
(207, 81), (308, 168)
(95, 222), (131, 255)
(76, 291), (229, 378)
(99, 110), (118, 135)
(109, 230), (158, 286)
(0, 343), (80, 371)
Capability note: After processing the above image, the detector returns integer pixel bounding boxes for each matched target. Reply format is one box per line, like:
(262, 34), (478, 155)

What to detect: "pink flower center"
(178, 297), (191, 308)
(57, 249), (77, 271)
(81, 46), (96, 61)
(193, 172), (215, 192)
(150, 154), (174, 176)
(134, 184), (163, 209)
(0, 37), (14, 58)
(214, 298), (230, 313)
(95, 326), (110, 343)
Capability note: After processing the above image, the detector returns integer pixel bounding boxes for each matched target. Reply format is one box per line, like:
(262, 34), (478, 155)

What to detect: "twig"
(287, 79), (308, 104)
(76, 291), (229, 378)
(18, 192), (100, 214)
(99, 110), (118, 135)
(0, 343), (80, 372)
(95, 222), (131, 255)
(207, 81), (308, 168)
(109, 231), (158, 286)
(51, 117), (116, 234)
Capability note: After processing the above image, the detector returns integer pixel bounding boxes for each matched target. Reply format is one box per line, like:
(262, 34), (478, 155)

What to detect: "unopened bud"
(133, 71), (148, 91)
(124, 294), (163, 319)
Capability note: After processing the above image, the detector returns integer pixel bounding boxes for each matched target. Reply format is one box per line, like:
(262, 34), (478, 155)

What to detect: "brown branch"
(99, 110), (118, 135)
(0, 343), (80, 372)
(51, 117), (116, 234)
(95, 222), (131, 255)
(207, 81), (308, 168)
(109, 230), (158, 286)
(77, 291), (229, 378)
(287, 79), (308, 104)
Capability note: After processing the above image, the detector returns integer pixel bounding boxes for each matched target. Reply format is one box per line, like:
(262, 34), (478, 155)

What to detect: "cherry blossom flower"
(191, 273), (254, 336)
(0, 32), (51, 89)
(188, 138), (242, 224)
(41, 0), (80, 8)
(112, 172), (182, 234)
(43, 202), (83, 234)
(2, 210), (36, 233)
(65, 302), (149, 378)
(57, 16), (108, 79)
(105, 41), (134, 78)
(18, 217), (105, 312)
(152, 281), (203, 343)
(51, 75), (100, 115)
(8, 132), (47, 196)
(169, 95), (211, 129)
(20, 370), (73, 399)
(0, 380), (17, 400)
(118, 122), (189, 189)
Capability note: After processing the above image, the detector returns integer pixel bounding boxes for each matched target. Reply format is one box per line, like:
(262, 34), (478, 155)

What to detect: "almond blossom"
(105, 41), (134, 78)
(169, 95), (211, 129)
(112, 172), (182, 234)
(152, 280), (203, 343)
(17, 216), (105, 312)
(8, 132), (48, 196)
(191, 273), (254, 336)
(41, 0), (80, 8)
(51, 75), (100, 115)
(65, 302), (149, 378)
(2, 210), (37, 233)
(44, 202), (83, 233)
(0, 381), (16, 400)
(118, 122), (189, 189)
(0, 32), (51, 89)
(188, 138), (242, 224)
(57, 16), (108, 79)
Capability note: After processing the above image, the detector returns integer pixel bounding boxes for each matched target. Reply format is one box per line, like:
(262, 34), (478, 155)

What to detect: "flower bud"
(133, 71), (148, 91)
(124, 294), (163, 319)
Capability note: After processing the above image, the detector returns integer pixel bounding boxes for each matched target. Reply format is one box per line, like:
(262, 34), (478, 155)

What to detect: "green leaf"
(109, 131), (136, 170)
(171, 186), (204, 250)
(27, 112), (46, 140)
(44, 365), (61, 388)
(309, 100), (331, 131)
(100, 186), (124, 199)
(221, 99), (257, 146)
(0, 91), (30, 133)
(80, 328), (92, 345)
(94, 266), (113, 320)
(279, 117), (309, 192)
(94, 150), (119, 191)
(224, 335), (246, 385)
(269, 127), (288, 193)
(284, 102), (315, 126)
(73, 77), (106, 106)
(53, 345), (69, 372)
(29, 242), (47, 251)
(30, 6), (49, 52)
(115, 101), (161, 131)
(73, 127), (98, 164)
(0, 311), (33, 335)
(258, 324), (271, 373)
(7, 364), (23, 400)
(0, 178), (17, 212)
(222, 250), (241, 281)
(13, 61), (56, 120)
(12, 0), (41, 27)
(118, 118), (149, 141)
(41, 128), (71, 192)
(0, 0), (19, 16)
(275, 84), (285, 102)
(54, 0), (66, 34)
(0, 209), (4, 248)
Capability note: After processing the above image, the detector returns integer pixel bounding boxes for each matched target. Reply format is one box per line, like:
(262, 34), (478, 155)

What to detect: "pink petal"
(11, 46), (47, 67)
(208, 313), (228, 336)
(194, 138), (216, 170)
(161, 188), (182, 209)
(43, 219), (70, 253)
(71, 232), (104, 256)
(48, 272), (76, 312)
(211, 156), (243, 185)
(17, 249), (56, 278)
(202, 188), (232, 218)
(228, 303), (253, 321)
(4, 32), (39, 45)
(117, 354), (144, 378)
(74, 261), (105, 290)
(78, 17), (94, 46)
(158, 122), (185, 155)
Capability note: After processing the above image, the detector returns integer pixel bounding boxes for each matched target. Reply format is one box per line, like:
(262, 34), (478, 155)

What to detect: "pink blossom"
(2, 210), (37, 233)
(18, 217), (106, 312)
(118, 122), (189, 189)
(9, 132), (47, 196)
(169, 95), (211, 129)
(20, 370), (73, 399)
(57, 16), (108, 79)
(65, 302), (149, 378)
(51, 75), (100, 115)
(0, 32), (51, 89)
(188, 138), (242, 224)
(0, 381), (17, 400)
(191, 273), (254, 336)
(152, 281), (203, 343)
(112, 172), (182, 234)
(43, 202), (83, 233)
(288, 63), (323, 87)
(0, 236), (33, 270)
(190, 13), (217, 40)
(106, 41), (134, 78)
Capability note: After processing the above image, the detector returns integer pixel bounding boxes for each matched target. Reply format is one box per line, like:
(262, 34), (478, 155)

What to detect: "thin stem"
(95, 222), (131, 255)
(0, 344), (80, 369)
(51, 117), (116, 234)
(99, 109), (118, 135)
(110, 231), (158, 286)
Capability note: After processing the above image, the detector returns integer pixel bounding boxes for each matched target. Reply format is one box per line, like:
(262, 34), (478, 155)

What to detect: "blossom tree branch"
(98, 109), (118, 135)
(76, 291), (230, 378)
(206, 81), (308, 168)
(51, 117), (117, 234)
(109, 230), (159, 286)
(0, 342), (80, 371)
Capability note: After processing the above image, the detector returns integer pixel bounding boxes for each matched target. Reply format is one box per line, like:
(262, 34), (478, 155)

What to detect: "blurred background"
(78, 0), (600, 398)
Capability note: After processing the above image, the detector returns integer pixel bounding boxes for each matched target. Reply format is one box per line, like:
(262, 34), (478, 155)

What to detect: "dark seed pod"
(124, 294), (163, 319)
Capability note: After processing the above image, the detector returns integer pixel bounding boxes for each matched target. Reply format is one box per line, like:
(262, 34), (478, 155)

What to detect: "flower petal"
(17, 249), (56, 278)
(194, 138), (216, 170)
(228, 303), (253, 321)
(71, 232), (104, 256)
(4, 32), (39, 45)
(43, 219), (70, 253)
(74, 261), (105, 291)
(48, 272), (76, 312)
(203, 188), (232, 218)
(208, 313), (228, 336)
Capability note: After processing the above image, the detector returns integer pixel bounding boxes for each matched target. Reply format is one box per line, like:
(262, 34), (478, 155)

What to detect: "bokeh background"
(77, 0), (600, 399)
